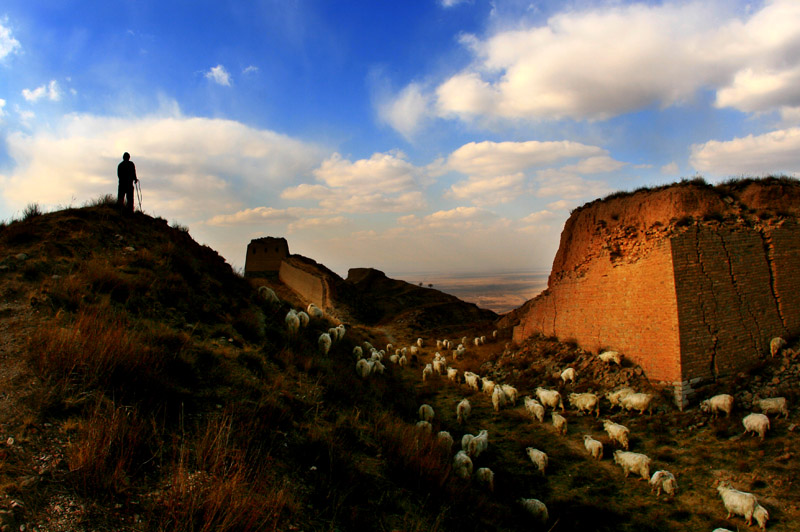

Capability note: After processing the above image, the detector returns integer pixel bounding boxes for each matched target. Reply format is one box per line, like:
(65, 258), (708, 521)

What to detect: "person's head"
(123, 152), (130, 161)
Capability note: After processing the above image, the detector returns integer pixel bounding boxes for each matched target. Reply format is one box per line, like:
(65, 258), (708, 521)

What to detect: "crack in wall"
(717, 232), (762, 357)
(759, 229), (788, 332)
(693, 228), (720, 378)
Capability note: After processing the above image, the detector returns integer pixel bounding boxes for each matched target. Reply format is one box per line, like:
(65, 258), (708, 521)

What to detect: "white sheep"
(355, 358), (371, 378)
(569, 392), (600, 417)
(386, 343), (393, 353)
(464, 371), (481, 392)
(461, 336), (468, 346)
(453, 450), (473, 480)
(742, 413), (770, 441)
(473, 337), (480, 347)
(307, 303), (324, 319)
(399, 355), (408, 367)
(447, 367), (458, 383)
(372, 359), (385, 375)
(560, 367), (576, 384)
(481, 377), (496, 396)
(716, 482), (769, 530)
(297, 311), (309, 328)
(328, 327), (341, 343)
(389, 354), (399, 364)
(551, 412), (568, 435)
(480, 335), (486, 344)
(457, 398), (471, 425)
(416, 337), (424, 348)
(519, 498), (548, 525)
(475, 467), (494, 492)
(492, 329), (498, 340)
(363, 341), (374, 352)
(526, 447), (548, 475)
(603, 419), (630, 450)
(437, 431), (454, 453)
(419, 404), (434, 423)
(500, 384), (518, 405)
(535, 387), (564, 412)
(754, 396), (789, 418)
(352, 345), (363, 360)
(436, 340), (443, 350)
(258, 285), (280, 305)
(468, 429), (489, 458)
(769, 336), (787, 357)
(415, 420), (432, 434)
(285, 309), (300, 335)
(422, 364), (433, 382)
(605, 387), (634, 410)
(613, 450), (651, 480)
(598, 350), (623, 365)
(524, 396), (545, 423)
(461, 433), (474, 452)
(700, 394), (735, 418)
(409, 345), (420, 356)
(649, 470), (677, 498)
(318, 333), (332, 355)
(583, 435), (603, 460)
(453, 345), (466, 360)
(620, 392), (655, 415)
(433, 357), (446, 376)
(491, 386), (508, 412)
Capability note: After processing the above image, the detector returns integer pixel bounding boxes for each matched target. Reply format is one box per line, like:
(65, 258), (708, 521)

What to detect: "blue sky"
(1, 0), (800, 277)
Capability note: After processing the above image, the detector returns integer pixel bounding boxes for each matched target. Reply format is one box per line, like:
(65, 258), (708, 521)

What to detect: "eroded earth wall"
(279, 258), (331, 310)
(513, 239), (683, 383)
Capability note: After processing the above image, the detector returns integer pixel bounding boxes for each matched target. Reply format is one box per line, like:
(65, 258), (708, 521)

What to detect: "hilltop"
(0, 199), (798, 531)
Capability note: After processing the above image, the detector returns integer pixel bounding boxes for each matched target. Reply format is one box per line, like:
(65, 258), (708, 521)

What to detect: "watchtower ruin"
(244, 237), (289, 277)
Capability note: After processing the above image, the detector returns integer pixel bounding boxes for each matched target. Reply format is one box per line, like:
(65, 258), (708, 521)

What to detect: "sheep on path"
(524, 396), (545, 423)
(603, 419), (631, 450)
(700, 394), (734, 418)
(552, 412), (568, 435)
(453, 451), (473, 480)
(437, 431), (454, 453)
(569, 392), (600, 417)
(492, 386), (508, 412)
(468, 429), (489, 458)
(535, 387), (564, 412)
(475, 467), (494, 492)
(355, 359), (372, 378)
(560, 367), (576, 384)
(583, 435), (603, 460)
(457, 398), (471, 425)
(649, 470), (677, 498)
(481, 377), (496, 396)
(463, 371), (481, 391)
(599, 350), (622, 365)
(606, 387), (634, 410)
(422, 364), (433, 382)
(285, 310), (300, 336)
(742, 413), (770, 441)
(754, 396), (789, 418)
(620, 392), (655, 415)
(770, 336), (787, 357)
(526, 447), (548, 475)
(318, 333), (332, 355)
(447, 367), (459, 383)
(307, 304), (324, 319)
(613, 450), (651, 481)
(500, 384), (518, 405)
(716, 482), (769, 530)
(415, 420), (432, 434)
(419, 404), (434, 423)
(519, 498), (548, 525)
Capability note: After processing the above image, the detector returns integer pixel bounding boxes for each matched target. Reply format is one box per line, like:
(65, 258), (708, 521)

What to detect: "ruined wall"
(278, 256), (336, 311)
(513, 239), (682, 383)
(245, 237), (289, 276)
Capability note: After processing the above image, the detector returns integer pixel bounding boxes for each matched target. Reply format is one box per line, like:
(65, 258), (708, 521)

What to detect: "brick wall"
(513, 239), (683, 382)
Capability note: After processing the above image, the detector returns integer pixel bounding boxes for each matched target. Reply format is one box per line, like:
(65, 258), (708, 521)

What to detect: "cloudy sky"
(1, 1), (799, 277)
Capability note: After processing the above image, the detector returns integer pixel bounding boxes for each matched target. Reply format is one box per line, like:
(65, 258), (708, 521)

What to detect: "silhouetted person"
(117, 152), (138, 213)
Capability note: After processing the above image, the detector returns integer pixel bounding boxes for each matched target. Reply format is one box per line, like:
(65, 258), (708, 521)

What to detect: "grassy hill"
(0, 201), (797, 531)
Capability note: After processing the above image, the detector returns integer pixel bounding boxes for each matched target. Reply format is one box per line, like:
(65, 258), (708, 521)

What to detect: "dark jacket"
(117, 160), (137, 186)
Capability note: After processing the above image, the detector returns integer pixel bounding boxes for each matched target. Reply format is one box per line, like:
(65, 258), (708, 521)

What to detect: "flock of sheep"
(270, 286), (791, 531)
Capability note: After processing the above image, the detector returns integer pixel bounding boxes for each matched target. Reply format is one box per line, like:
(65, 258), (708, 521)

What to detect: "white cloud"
(447, 140), (605, 177)
(440, 0), (468, 7)
(535, 169), (612, 199)
(288, 216), (348, 232)
(0, 19), (21, 60)
(205, 206), (302, 226)
(546, 199), (574, 211)
(376, 82), (432, 139)
(282, 151), (427, 213)
(398, 206), (499, 231)
(561, 155), (626, 174)
(0, 98), (5, 118)
(521, 209), (558, 224)
(0, 110), (325, 224)
(661, 162), (679, 175)
(690, 127), (800, 177)
(205, 64), (231, 86)
(446, 172), (527, 206)
(384, 0), (800, 129)
(242, 65), (259, 75)
(22, 80), (61, 102)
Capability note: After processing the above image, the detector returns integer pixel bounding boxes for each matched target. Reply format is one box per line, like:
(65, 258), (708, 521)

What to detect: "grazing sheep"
(492, 386), (508, 412)
(297, 311), (309, 328)
(712, 529), (735, 532)
(551, 412), (568, 435)
(603, 419), (631, 450)
(457, 398), (471, 425)
(492, 329), (498, 339)
(436, 340), (443, 350)
(716, 482), (769, 530)
(569, 392), (600, 417)
(285, 310), (300, 335)
(461, 433), (475, 452)
(461, 336), (468, 346)
(258, 285), (279, 305)
(613, 450), (651, 480)
(620, 392), (655, 415)
(480, 335), (486, 344)
(605, 387), (634, 410)
(742, 413), (770, 441)
(770, 336), (787, 357)
(475, 467), (494, 492)
(700, 394), (735, 418)
(422, 364), (433, 382)
(307, 304), (324, 319)
(433, 357), (447, 375)
(524, 396), (545, 423)
(468, 429), (489, 458)
(649, 470), (677, 498)
(464, 371), (481, 391)
(415, 420), (432, 434)
(535, 387), (565, 412)
(352, 346), (363, 360)
(447, 367), (459, 383)
(526, 447), (548, 475)
(437, 431), (454, 453)
(500, 384), (519, 405)
(599, 350), (623, 365)
(363, 341), (374, 352)
(419, 404), (435, 423)
(318, 333), (332, 355)
(453, 450), (473, 480)
(519, 498), (548, 525)
(584, 435), (603, 460)
(417, 338), (424, 348)
(355, 358), (372, 378)
(399, 355), (408, 367)
(409, 345), (420, 356)
(473, 337), (481, 347)
(481, 377), (496, 396)
(372, 359), (385, 375)
(561, 367), (576, 384)
(453, 345), (466, 360)
(389, 354), (399, 364)
(754, 396), (789, 419)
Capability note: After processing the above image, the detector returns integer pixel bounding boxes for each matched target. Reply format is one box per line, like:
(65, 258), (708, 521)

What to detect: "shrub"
(22, 202), (43, 220)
